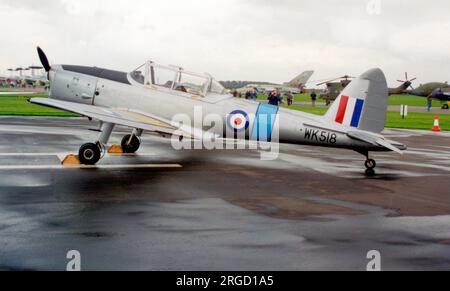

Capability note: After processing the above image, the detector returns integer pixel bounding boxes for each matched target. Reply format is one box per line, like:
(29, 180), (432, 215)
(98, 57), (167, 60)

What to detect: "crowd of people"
(231, 87), (318, 108)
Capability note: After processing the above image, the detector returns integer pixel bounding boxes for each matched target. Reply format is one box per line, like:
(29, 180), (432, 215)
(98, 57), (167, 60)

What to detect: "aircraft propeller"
(37, 46), (51, 72)
(397, 72), (416, 90)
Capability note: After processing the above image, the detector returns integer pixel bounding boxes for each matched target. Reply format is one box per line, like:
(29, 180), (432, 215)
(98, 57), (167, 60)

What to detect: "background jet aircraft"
(237, 70), (314, 95)
(30, 47), (405, 175)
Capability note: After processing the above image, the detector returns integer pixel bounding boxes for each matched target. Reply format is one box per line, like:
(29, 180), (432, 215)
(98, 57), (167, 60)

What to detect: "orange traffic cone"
(432, 115), (441, 132)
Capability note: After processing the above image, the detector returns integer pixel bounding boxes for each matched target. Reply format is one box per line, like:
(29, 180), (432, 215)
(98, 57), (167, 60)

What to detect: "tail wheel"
(79, 143), (101, 165)
(121, 134), (141, 153)
(365, 159), (376, 169)
(365, 168), (375, 176)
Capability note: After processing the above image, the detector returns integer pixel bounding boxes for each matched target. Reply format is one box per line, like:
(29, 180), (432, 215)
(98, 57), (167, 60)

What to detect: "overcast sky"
(0, 0), (449, 86)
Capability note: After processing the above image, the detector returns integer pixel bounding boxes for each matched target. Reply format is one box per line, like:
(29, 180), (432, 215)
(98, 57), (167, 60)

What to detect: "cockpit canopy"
(130, 61), (225, 97)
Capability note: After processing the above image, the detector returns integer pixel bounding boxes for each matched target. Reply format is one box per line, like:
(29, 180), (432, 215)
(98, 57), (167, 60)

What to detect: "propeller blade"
(316, 75), (354, 86)
(37, 46), (51, 72)
(410, 77), (417, 82)
(316, 81), (328, 86)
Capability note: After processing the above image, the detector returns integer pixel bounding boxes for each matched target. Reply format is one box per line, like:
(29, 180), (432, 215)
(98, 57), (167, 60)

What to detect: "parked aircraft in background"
(318, 72), (421, 106)
(0, 65), (48, 87)
(23, 66), (48, 85)
(408, 82), (450, 109)
(237, 70), (314, 95)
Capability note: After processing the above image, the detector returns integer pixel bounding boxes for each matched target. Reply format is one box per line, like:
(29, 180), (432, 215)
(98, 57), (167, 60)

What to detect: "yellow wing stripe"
(120, 111), (175, 129)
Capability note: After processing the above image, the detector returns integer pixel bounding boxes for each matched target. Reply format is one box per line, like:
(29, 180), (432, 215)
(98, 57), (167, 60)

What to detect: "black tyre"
(78, 143), (101, 165)
(442, 104), (449, 110)
(365, 168), (375, 176)
(121, 134), (140, 153)
(365, 159), (376, 169)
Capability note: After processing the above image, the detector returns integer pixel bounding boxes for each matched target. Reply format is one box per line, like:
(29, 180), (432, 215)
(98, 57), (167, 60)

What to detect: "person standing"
(427, 95), (433, 112)
(248, 89), (257, 101)
(286, 92), (294, 106)
(268, 90), (283, 106)
(310, 90), (317, 107)
(245, 89), (252, 100)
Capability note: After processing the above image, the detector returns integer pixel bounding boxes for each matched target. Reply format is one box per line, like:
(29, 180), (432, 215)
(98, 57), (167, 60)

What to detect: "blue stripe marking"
(251, 103), (279, 142)
(350, 99), (364, 127)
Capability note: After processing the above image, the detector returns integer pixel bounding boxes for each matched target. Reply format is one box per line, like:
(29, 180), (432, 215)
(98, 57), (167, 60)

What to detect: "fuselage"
(410, 82), (450, 101)
(47, 64), (387, 152)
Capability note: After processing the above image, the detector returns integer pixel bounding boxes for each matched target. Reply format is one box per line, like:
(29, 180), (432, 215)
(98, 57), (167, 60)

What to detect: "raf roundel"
(227, 110), (250, 132)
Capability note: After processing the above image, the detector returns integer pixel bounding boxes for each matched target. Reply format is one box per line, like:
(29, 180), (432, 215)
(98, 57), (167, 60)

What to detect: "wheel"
(121, 134), (140, 153)
(365, 159), (376, 169)
(442, 104), (449, 110)
(365, 168), (375, 176)
(78, 143), (101, 165)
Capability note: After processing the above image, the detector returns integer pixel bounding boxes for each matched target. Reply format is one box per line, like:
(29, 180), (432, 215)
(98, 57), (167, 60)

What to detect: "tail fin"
(323, 68), (388, 133)
(286, 70), (314, 87)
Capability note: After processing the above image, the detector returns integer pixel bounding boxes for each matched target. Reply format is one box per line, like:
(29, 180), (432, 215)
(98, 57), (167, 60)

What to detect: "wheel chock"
(108, 144), (123, 154)
(61, 154), (81, 165)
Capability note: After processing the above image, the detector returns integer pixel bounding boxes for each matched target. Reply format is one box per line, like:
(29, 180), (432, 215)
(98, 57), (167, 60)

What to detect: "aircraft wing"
(347, 130), (405, 154)
(29, 97), (201, 139)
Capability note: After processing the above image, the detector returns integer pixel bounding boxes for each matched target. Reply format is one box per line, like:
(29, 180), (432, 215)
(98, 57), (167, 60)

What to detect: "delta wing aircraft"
(30, 47), (406, 175)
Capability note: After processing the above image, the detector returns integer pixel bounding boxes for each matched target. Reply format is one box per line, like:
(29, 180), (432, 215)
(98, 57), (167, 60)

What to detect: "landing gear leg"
(78, 122), (115, 165)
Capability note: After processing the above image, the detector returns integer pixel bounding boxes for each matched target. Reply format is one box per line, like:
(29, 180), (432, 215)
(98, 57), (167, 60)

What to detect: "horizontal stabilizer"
(346, 131), (378, 145)
(347, 131), (406, 154)
(375, 138), (404, 154)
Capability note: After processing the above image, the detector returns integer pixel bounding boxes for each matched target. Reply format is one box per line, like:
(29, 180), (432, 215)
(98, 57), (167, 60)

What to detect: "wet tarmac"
(0, 116), (449, 271)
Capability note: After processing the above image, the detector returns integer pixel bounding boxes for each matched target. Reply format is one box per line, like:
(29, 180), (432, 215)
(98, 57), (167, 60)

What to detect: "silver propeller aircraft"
(30, 47), (406, 175)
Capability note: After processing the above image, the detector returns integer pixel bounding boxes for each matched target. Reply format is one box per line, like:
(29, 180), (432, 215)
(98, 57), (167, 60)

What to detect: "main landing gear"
(77, 123), (143, 165)
(78, 142), (103, 165)
(78, 122), (114, 165)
